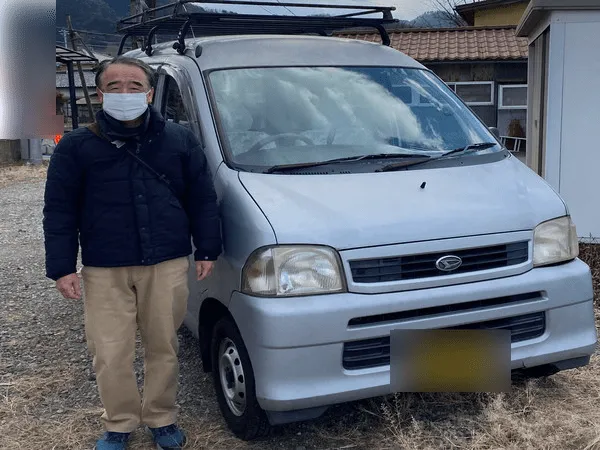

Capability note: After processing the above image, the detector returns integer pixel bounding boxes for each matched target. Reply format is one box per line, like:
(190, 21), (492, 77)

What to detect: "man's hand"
(196, 261), (215, 281)
(56, 273), (82, 299)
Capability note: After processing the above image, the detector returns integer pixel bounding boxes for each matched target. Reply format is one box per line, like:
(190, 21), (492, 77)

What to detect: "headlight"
(533, 216), (579, 267)
(241, 245), (346, 297)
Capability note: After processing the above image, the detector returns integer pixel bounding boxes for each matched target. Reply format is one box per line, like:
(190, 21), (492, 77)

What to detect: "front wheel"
(210, 316), (271, 440)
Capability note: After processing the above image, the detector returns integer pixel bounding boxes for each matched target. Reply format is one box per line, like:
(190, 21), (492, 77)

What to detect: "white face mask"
(101, 91), (150, 122)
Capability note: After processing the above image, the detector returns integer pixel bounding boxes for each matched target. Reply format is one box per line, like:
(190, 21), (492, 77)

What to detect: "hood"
(238, 157), (567, 250)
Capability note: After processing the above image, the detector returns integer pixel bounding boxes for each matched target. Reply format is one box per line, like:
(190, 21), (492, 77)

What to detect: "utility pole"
(130, 0), (142, 49)
(130, 0), (138, 16)
(60, 28), (68, 47)
(147, 0), (156, 19)
(66, 15), (95, 124)
(76, 32), (98, 62)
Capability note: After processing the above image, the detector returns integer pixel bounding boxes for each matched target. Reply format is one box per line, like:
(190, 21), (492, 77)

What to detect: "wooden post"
(66, 61), (79, 130)
(66, 15), (95, 124)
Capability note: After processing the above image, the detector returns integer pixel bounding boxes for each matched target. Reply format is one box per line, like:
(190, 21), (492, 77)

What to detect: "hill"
(55, 0), (457, 54)
(104, 0), (174, 18)
(56, 0), (119, 33)
(410, 10), (459, 28)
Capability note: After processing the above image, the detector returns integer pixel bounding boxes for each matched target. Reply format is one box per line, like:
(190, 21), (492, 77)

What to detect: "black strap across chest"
(87, 122), (179, 199)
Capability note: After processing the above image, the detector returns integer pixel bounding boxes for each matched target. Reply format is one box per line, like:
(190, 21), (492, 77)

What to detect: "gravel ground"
(0, 176), (376, 450)
(2, 172), (600, 450)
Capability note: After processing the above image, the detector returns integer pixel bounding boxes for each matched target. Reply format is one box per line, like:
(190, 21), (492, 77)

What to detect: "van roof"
(122, 35), (425, 71)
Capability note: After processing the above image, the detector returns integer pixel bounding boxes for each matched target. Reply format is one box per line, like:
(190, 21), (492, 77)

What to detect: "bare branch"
(427, 0), (470, 27)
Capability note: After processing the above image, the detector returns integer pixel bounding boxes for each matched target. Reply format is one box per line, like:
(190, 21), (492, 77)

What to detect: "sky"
(197, 0), (435, 21)
(370, 0), (434, 20)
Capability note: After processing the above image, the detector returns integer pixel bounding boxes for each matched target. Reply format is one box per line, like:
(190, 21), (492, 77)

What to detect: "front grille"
(342, 312), (546, 370)
(348, 292), (543, 327)
(349, 241), (529, 283)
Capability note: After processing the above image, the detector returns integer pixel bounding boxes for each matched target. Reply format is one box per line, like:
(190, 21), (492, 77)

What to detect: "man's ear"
(96, 88), (104, 102)
(147, 87), (155, 104)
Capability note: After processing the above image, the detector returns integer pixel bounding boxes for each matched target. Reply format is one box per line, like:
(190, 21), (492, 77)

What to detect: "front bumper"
(229, 258), (597, 412)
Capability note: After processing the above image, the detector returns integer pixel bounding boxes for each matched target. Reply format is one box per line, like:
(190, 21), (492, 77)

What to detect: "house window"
(499, 84), (528, 109)
(497, 84), (528, 154)
(390, 85), (433, 106)
(447, 81), (495, 106)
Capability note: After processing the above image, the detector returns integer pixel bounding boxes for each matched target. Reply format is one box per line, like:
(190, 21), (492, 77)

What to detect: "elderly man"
(43, 57), (222, 450)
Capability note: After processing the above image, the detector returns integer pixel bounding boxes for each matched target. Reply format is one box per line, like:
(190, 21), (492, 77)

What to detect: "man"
(43, 57), (222, 450)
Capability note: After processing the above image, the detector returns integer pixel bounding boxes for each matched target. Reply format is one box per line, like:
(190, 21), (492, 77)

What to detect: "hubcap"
(218, 338), (246, 416)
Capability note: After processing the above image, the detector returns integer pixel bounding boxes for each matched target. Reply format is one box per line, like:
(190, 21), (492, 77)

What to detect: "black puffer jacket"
(43, 106), (222, 281)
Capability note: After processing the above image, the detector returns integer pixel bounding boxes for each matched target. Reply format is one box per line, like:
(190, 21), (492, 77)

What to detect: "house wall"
(474, 2), (529, 26)
(56, 87), (102, 129)
(57, 87), (87, 99)
(426, 61), (528, 134)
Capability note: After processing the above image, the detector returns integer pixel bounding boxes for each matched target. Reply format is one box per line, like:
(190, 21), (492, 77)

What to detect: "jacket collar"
(95, 105), (166, 142)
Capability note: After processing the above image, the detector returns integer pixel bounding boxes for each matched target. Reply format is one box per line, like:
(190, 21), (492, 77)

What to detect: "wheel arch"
(198, 297), (231, 372)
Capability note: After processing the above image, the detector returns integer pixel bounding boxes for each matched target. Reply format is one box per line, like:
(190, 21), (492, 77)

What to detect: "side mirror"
(489, 127), (501, 139)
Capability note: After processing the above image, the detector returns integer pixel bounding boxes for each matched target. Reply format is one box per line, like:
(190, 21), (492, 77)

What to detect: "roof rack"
(116, 0), (397, 56)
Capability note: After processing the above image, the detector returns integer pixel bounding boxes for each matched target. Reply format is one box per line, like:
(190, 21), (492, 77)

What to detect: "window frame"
(204, 65), (505, 174)
(152, 62), (204, 143)
(390, 84), (434, 107)
(498, 84), (528, 110)
(162, 76), (191, 125)
(446, 81), (495, 106)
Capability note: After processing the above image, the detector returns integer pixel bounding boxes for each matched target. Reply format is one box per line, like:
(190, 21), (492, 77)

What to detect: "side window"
(163, 75), (191, 130)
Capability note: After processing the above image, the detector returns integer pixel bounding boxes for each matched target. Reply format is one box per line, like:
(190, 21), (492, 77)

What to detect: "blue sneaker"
(149, 424), (187, 449)
(94, 432), (130, 450)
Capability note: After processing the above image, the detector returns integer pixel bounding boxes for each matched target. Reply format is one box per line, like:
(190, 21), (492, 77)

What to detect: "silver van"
(118, 1), (597, 441)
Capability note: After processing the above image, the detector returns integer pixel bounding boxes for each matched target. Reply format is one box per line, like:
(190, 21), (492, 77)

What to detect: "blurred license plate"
(390, 329), (511, 393)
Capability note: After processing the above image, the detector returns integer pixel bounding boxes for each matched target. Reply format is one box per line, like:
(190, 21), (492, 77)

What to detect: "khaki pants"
(81, 257), (190, 433)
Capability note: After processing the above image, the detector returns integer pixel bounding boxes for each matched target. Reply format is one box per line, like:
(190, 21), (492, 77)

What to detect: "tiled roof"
(56, 71), (96, 88)
(337, 26), (528, 62)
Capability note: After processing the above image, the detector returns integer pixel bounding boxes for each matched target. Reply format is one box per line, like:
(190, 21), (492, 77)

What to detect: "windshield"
(207, 66), (503, 171)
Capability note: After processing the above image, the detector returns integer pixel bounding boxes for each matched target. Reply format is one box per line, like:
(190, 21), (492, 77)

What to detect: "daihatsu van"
(118, 3), (597, 440)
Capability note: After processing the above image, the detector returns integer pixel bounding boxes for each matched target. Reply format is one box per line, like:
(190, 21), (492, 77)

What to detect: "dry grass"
(0, 369), (100, 450)
(581, 243), (600, 306)
(0, 162), (48, 188)
(0, 364), (249, 450)
(6, 342), (600, 449)
(361, 360), (600, 450)
(2, 169), (600, 448)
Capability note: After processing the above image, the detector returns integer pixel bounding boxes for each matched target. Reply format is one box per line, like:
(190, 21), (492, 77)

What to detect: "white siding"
(556, 13), (600, 239)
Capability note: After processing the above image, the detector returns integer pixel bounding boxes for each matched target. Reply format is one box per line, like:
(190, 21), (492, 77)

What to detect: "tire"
(210, 316), (271, 440)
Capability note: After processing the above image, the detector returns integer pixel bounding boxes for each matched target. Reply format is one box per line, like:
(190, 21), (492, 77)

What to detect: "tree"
(411, 10), (462, 28)
(56, 0), (119, 33)
(427, 0), (470, 27)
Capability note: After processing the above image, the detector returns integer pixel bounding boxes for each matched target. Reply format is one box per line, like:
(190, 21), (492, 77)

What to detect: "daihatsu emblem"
(436, 255), (463, 272)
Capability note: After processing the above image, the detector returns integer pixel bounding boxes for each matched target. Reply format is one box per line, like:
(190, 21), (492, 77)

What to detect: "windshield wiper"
(378, 142), (498, 172)
(264, 153), (430, 174)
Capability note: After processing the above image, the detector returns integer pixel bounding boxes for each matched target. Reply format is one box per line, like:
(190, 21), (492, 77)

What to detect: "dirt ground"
(2, 164), (600, 450)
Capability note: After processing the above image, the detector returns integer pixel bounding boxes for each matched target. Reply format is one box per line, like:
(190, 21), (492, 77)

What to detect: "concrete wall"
(475, 3), (529, 26)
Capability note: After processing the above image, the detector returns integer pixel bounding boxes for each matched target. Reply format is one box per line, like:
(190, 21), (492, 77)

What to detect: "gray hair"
(94, 56), (156, 90)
